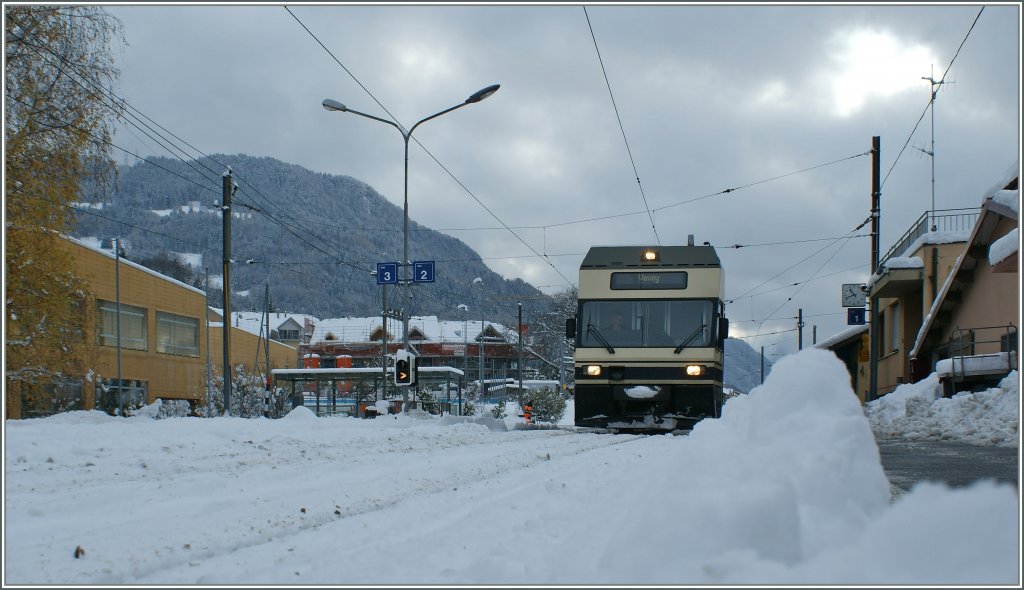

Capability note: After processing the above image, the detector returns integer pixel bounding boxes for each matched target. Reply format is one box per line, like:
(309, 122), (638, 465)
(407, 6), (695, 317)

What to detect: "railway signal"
(394, 350), (416, 386)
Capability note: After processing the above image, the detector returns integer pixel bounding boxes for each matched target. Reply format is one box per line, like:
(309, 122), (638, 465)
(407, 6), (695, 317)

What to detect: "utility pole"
(869, 136), (881, 402)
(479, 306), (485, 395)
(222, 168), (234, 415)
(114, 238), (123, 416)
(381, 282), (388, 404)
(517, 302), (524, 403)
(559, 337), (565, 394)
(812, 325), (817, 346)
(205, 267), (211, 412)
(797, 308), (804, 350)
(760, 346), (765, 385)
(263, 283), (271, 417)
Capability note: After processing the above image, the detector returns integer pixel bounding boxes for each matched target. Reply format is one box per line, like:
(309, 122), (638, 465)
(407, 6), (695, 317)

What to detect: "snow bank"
(867, 371), (1019, 447)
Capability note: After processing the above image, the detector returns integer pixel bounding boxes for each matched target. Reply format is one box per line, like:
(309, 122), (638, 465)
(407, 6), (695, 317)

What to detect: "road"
(875, 437), (1019, 501)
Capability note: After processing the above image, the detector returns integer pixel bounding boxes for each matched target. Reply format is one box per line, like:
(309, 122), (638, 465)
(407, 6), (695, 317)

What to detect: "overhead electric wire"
(12, 16), (349, 265)
(728, 223), (863, 304)
(881, 6), (984, 189)
(726, 262), (865, 304)
(582, 5), (659, 244)
(539, 150), (869, 230)
(653, 151), (870, 213)
(14, 86), (373, 274)
(747, 230), (859, 347)
(18, 191), (208, 249)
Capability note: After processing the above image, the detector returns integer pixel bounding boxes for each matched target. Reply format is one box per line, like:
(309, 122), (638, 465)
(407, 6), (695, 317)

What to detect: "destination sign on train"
(610, 271), (688, 290)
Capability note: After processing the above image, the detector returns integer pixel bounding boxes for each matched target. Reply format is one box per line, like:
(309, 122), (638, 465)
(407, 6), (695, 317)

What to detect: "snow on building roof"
(902, 229), (972, 257)
(991, 189), (1019, 216)
(310, 315), (514, 345)
(882, 256), (923, 269)
(989, 228), (1019, 267)
(65, 234), (205, 296)
(209, 309), (319, 338)
(978, 161), (1019, 206)
(813, 324), (868, 351)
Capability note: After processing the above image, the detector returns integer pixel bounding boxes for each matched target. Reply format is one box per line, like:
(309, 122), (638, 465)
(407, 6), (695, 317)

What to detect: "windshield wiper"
(674, 323), (707, 354)
(586, 322), (615, 354)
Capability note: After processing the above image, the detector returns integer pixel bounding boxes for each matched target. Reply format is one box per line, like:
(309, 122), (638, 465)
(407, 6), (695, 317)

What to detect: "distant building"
(814, 325), (869, 403)
(300, 315), (541, 388)
(206, 308), (302, 380)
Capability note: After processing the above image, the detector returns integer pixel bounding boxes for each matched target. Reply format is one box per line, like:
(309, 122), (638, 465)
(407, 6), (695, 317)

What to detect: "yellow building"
(207, 308), (300, 379)
(867, 169), (1018, 398)
(6, 236), (297, 418)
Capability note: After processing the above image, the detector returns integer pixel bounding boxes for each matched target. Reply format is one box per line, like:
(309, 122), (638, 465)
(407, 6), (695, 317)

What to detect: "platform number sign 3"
(376, 262), (398, 285)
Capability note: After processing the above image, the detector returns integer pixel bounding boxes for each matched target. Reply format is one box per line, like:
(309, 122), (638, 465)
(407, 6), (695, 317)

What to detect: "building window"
(97, 378), (148, 415)
(157, 311), (199, 357)
(278, 329), (300, 340)
(19, 378), (82, 418)
(890, 303), (900, 353)
(98, 300), (147, 350)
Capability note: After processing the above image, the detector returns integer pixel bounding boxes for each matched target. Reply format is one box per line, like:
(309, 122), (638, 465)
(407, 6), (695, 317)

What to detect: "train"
(566, 238), (728, 432)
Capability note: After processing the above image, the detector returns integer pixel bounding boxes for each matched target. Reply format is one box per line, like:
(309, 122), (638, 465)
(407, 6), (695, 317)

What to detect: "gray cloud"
(107, 3), (1020, 360)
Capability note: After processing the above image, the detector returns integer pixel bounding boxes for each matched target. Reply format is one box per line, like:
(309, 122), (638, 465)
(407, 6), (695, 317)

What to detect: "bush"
(529, 387), (567, 423)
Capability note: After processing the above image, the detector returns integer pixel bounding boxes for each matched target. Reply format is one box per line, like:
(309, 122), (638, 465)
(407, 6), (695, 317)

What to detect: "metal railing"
(879, 208), (980, 269)
(940, 324), (1018, 385)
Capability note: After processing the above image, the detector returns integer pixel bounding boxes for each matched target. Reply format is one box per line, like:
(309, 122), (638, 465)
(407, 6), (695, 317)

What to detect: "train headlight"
(585, 365), (602, 377)
(684, 364), (705, 377)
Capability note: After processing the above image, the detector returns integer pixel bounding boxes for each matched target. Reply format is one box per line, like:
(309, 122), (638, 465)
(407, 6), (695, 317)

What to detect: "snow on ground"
(866, 370), (1019, 447)
(3, 349), (1019, 585)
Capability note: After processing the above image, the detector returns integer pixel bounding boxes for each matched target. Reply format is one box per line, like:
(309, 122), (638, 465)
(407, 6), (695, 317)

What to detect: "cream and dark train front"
(567, 244), (729, 430)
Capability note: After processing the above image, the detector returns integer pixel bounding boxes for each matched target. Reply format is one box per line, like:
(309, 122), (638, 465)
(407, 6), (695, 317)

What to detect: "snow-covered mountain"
(724, 337), (771, 393)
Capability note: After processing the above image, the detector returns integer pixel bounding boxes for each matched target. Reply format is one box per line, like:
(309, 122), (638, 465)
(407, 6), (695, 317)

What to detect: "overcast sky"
(104, 2), (1021, 359)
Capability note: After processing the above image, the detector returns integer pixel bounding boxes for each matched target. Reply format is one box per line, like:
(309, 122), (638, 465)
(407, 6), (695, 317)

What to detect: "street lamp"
(322, 84), (500, 352)
(457, 303), (469, 373)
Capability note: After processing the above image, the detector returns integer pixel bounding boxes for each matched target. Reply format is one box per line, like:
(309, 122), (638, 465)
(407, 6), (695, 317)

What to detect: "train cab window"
(580, 299), (714, 348)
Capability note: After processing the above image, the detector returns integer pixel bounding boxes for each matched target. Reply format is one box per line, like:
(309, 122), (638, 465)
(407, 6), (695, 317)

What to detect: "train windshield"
(579, 299), (715, 349)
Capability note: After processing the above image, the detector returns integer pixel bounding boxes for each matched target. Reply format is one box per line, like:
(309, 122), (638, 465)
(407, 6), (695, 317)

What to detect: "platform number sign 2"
(412, 261), (435, 283)
(376, 262), (398, 285)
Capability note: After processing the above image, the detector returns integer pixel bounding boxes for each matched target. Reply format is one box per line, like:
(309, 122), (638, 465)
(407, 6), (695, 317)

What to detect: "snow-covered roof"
(978, 161), (1018, 206)
(813, 325), (868, 351)
(991, 189), (1019, 216)
(882, 256), (923, 269)
(65, 235), (205, 296)
(209, 309), (319, 338)
(310, 315), (513, 345)
(989, 228), (1019, 267)
(902, 230), (972, 257)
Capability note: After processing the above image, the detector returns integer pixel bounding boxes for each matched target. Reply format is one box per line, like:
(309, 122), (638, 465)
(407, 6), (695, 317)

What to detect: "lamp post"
(322, 84), (500, 353)
(457, 303), (469, 373)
